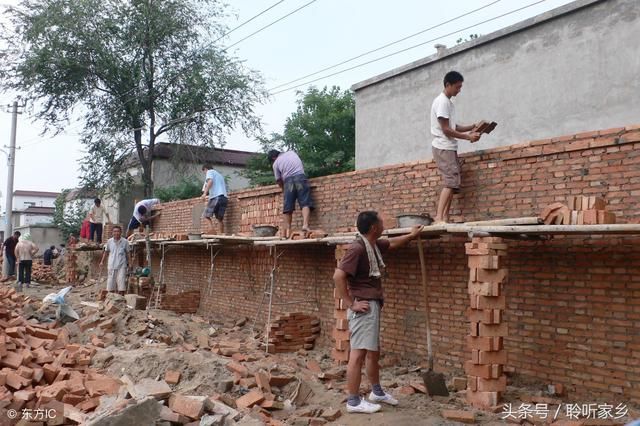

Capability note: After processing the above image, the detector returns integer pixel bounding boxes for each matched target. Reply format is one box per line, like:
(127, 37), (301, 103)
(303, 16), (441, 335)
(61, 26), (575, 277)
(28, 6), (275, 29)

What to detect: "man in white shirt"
(431, 71), (481, 223)
(126, 198), (161, 237)
(89, 198), (111, 243)
(15, 234), (38, 292)
(100, 225), (131, 295)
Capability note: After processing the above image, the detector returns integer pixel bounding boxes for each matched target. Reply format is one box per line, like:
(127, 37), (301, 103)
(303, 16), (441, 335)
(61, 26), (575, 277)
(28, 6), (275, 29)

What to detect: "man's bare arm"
(439, 117), (480, 142)
(456, 123), (477, 132)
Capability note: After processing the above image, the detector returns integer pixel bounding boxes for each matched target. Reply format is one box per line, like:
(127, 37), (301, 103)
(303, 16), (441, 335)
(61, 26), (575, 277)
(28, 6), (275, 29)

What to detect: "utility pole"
(3, 101), (23, 242)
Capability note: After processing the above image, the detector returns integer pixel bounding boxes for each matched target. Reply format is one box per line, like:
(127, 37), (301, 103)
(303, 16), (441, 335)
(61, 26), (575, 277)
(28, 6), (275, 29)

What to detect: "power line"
(225, 0), (319, 50)
(270, 0), (546, 95)
(214, 1), (285, 43)
(268, 0), (502, 91)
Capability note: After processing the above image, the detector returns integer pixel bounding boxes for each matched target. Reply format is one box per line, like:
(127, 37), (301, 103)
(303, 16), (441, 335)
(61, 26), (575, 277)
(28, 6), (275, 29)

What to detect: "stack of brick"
(567, 196), (616, 225)
(65, 248), (78, 283)
(331, 244), (350, 364)
(465, 237), (508, 409)
(541, 196), (616, 225)
(0, 287), (121, 423)
(266, 313), (320, 353)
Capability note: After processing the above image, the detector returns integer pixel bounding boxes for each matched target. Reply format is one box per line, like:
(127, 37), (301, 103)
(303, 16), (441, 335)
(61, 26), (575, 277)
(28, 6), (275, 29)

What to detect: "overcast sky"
(0, 0), (575, 199)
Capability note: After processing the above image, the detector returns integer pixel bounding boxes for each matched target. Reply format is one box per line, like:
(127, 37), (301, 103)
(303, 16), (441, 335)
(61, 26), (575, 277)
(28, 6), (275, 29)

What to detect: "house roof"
(151, 143), (259, 167)
(13, 190), (60, 198)
(65, 188), (98, 202)
(13, 206), (56, 215)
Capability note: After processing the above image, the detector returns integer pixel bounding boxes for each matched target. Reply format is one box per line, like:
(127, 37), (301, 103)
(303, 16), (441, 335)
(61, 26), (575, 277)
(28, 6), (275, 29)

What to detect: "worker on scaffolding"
(333, 211), (423, 414)
(268, 149), (314, 238)
(127, 198), (161, 237)
(99, 225), (131, 296)
(201, 164), (228, 235)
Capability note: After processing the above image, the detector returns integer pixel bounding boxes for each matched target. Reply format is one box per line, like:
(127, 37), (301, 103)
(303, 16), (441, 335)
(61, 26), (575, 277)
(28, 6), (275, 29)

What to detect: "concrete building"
(9, 190), (60, 229)
(13, 223), (64, 254)
(352, 0), (640, 169)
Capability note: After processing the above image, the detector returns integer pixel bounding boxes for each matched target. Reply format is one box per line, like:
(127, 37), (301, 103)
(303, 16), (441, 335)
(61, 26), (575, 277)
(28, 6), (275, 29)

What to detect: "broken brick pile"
(465, 237), (508, 408)
(266, 313), (320, 353)
(31, 262), (59, 285)
(0, 286), (121, 424)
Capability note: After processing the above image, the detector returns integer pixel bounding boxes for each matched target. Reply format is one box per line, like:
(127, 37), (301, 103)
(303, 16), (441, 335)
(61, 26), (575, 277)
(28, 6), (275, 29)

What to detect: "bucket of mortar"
(252, 225), (279, 237)
(396, 213), (433, 228)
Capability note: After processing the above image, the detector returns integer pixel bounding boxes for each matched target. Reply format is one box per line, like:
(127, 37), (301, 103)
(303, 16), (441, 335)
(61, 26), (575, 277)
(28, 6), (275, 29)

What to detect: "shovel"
(417, 236), (449, 396)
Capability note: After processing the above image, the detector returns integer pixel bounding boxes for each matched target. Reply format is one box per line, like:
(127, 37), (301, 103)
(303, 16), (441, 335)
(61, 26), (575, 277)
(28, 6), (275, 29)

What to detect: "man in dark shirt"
(1, 231), (21, 282)
(43, 245), (56, 266)
(333, 211), (422, 414)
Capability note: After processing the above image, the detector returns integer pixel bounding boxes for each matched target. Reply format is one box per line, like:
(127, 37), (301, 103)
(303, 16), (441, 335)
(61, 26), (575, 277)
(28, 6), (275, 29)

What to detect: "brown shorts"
(432, 147), (461, 191)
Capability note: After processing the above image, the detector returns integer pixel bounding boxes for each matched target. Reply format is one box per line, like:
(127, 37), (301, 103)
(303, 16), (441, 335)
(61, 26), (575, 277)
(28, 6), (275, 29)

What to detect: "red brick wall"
(148, 125), (640, 400)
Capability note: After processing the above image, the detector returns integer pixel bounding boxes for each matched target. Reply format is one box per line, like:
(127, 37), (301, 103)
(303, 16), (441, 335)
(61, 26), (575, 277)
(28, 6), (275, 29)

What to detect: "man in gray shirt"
(268, 150), (314, 238)
(99, 225), (131, 295)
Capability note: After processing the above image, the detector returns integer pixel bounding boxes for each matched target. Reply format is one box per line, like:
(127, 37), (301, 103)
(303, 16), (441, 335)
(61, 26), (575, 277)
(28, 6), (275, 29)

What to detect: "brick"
(466, 390), (500, 408)
(476, 269), (508, 284)
(86, 377), (122, 397)
(451, 377), (467, 391)
(597, 210), (616, 224)
(583, 209), (598, 225)
(470, 295), (506, 310)
(464, 361), (503, 379)
(164, 370), (181, 385)
(471, 350), (508, 365)
(409, 381), (427, 394)
(587, 196), (606, 210)
(397, 385), (415, 395)
(169, 395), (205, 419)
(478, 323), (508, 337)
(466, 336), (503, 351)
(335, 319), (348, 331)
(441, 409), (476, 424)
(468, 255), (502, 270)
(467, 308), (501, 324)
(254, 370), (271, 393)
(331, 348), (349, 362)
(0, 351), (23, 369)
(226, 361), (248, 378)
(477, 376), (507, 392)
(468, 281), (501, 296)
(235, 390), (265, 409)
(269, 375), (295, 387)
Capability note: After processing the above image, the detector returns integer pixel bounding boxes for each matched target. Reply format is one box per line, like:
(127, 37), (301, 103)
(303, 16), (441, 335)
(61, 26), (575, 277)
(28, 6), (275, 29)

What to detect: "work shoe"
(346, 399), (381, 414)
(368, 391), (399, 406)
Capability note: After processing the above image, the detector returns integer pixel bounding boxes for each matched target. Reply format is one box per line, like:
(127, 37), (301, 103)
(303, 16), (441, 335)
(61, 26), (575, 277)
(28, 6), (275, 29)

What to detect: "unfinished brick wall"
(147, 125), (640, 400)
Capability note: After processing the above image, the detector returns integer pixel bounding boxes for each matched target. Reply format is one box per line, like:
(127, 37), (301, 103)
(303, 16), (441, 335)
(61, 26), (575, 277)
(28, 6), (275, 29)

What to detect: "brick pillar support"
(332, 244), (350, 364)
(465, 236), (508, 408)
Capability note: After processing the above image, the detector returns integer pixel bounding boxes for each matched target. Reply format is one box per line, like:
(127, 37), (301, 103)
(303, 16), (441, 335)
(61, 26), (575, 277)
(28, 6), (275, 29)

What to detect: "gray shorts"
(432, 147), (461, 192)
(348, 299), (381, 351)
(203, 196), (228, 220)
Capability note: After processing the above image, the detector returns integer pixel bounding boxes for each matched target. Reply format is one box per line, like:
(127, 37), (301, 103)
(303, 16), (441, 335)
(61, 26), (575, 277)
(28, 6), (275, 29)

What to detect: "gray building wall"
(152, 160), (251, 192)
(352, 0), (640, 169)
(14, 225), (64, 254)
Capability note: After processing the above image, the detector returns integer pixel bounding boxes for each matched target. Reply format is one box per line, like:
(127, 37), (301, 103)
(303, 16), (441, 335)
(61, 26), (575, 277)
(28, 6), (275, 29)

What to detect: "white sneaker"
(346, 399), (382, 414)
(368, 391), (399, 406)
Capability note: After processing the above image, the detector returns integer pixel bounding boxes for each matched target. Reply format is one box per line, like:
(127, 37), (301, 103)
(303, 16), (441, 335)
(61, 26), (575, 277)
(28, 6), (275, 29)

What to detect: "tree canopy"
(244, 86), (355, 186)
(0, 0), (266, 197)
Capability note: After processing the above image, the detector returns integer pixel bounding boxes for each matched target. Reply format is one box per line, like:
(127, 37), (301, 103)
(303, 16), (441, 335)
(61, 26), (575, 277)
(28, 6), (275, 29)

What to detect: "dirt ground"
(9, 278), (639, 425)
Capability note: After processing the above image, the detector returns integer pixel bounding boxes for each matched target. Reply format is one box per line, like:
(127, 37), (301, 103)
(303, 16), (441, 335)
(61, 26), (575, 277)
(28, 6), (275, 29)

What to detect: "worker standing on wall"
(333, 211), (422, 414)
(268, 149), (314, 238)
(431, 71), (482, 224)
(201, 164), (228, 235)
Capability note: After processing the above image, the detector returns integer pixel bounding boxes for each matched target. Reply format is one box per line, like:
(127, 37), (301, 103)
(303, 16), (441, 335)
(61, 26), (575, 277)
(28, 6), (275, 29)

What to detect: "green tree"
(53, 190), (89, 241)
(244, 86), (355, 186)
(155, 177), (203, 202)
(1, 0), (266, 197)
